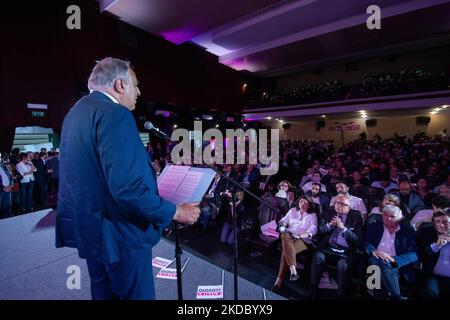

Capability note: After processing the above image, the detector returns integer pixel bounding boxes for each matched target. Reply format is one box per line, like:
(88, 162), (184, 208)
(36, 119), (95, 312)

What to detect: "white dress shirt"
(377, 225), (401, 257)
(99, 91), (119, 104)
(16, 161), (35, 183)
(279, 208), (318, 243)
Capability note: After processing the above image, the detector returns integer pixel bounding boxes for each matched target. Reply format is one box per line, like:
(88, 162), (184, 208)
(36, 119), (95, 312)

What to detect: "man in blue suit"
(365, 205), (418, 300)
(56, 58), (200, 300)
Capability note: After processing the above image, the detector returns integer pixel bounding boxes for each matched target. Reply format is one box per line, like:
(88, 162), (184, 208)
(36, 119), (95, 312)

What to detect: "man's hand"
(173, 202), (201, 225)
(437, 234), (450, 246)
(333, 216), (345, 230)
(372, 250), (395, 262)
(3, 186), (12, 192)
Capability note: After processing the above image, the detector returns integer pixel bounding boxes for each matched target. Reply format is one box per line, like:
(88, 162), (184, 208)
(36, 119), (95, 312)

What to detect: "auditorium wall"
(274, 113), (450, 144)
(0, 0), (246, 152)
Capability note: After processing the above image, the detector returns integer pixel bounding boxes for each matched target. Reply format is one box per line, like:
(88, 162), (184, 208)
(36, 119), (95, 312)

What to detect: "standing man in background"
(0, 155), (13, 219)
(56, 57), (200, 300)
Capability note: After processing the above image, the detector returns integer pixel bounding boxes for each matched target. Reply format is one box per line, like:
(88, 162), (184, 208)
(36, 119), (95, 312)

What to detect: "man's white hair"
(87, 57), (131, 92)
(383, 204), (403, 222)
(335, 194), (350, 205)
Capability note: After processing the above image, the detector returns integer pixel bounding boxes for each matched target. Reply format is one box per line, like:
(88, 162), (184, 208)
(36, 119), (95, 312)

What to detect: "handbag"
(322, 243), (349, 259)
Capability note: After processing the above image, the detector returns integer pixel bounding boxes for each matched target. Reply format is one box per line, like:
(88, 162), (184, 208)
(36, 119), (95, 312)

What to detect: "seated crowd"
(1, 131), (449, 300)
(180, 132), (450, 300)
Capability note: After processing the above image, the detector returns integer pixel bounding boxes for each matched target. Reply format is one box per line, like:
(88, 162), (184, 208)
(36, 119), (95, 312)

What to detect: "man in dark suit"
(46, 151), (59, 191)
(310, 194), (364, 298)
(365, 205), (418, 300)
(32, 151), (48, 207)
(417, 210), (450, 299)
(198, 173), (222, 231)
(215, 164), (237, 215)
(306, 182), (330, 218)
(389, 181), (425, 220)
(56, 58), (200, 300)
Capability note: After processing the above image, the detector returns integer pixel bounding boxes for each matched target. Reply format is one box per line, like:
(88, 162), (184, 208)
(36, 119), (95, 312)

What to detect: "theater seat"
(245, 196), (289, 254)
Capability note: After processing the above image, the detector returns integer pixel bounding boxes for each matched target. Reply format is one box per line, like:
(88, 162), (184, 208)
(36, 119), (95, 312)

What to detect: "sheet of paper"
(173, 171), (203, 204)
(157, 165), (190, 202)
(157, 165), (216, 205)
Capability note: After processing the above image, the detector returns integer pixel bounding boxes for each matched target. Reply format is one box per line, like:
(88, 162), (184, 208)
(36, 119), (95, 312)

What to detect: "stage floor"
(0, 210), (284, 300)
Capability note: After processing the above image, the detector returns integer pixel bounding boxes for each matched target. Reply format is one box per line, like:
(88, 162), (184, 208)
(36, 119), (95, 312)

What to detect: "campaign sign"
(156, 268), (178, 280)
(196, 285), (224, 299)
(152, 257), (173, 269)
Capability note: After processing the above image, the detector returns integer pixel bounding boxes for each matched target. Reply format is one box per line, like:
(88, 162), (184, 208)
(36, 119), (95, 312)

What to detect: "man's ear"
(114, 79), (125, 94)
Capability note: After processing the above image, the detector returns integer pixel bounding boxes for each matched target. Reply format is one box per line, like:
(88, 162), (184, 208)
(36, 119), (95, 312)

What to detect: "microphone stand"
(147, 128), (279, 301)
(195, 166), (279, 300)
(174, 220), (183, 300)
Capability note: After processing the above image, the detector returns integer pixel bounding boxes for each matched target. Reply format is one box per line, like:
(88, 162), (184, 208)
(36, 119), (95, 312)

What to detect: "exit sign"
(31, 111), (45, 117)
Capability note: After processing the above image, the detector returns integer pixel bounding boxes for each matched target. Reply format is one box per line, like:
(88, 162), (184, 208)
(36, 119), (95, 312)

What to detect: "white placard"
(155, 257), (190, 280)
(196, 285), (224, 299)
(156, 268), (178, 280)
(152, 257), (174, 269)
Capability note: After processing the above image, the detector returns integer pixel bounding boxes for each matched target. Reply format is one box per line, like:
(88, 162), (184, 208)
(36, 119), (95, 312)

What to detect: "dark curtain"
(0, 126), (16, 154)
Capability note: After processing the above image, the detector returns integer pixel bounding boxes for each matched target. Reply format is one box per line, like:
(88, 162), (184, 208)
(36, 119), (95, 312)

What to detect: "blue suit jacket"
(55, 91), (176, 264)
(365, 222), (418, 269)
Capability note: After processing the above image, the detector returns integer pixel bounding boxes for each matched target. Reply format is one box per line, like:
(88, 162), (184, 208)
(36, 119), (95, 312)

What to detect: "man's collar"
(384, 224), (401, 233)
(98, 91), (119, 104)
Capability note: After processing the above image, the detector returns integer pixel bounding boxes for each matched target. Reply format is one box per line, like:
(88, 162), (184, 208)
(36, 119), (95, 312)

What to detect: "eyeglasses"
(335, 202), (350, 207)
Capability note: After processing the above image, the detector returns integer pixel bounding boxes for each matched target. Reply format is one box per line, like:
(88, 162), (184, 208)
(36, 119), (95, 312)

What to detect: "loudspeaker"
(346, 62), (359, 72)
(316, 120), (325, 131)
(387, 54), (397, 63)
(365, 119), (377, 127)
(282, 123), (291, 129)
(416, 116), (431, 125)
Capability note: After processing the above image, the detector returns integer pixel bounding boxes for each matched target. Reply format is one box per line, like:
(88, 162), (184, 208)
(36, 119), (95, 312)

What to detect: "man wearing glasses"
(310, 194), (364, 299)
(330, 182), (367, 220)
(418, 209), (450, 299)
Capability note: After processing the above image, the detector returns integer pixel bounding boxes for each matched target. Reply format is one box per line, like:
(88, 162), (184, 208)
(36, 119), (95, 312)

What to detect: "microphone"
(144, 121), (169, 140)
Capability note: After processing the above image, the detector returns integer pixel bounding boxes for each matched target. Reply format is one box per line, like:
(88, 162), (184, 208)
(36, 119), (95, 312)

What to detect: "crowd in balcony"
(251, 69), (449, 107)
